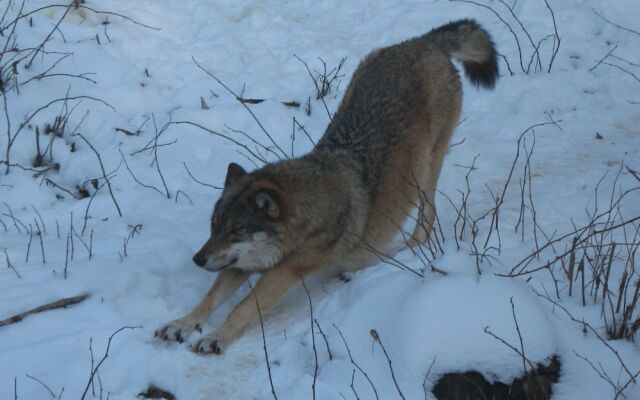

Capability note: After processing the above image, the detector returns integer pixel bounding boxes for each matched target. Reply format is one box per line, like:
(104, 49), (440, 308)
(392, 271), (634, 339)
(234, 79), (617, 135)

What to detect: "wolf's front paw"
(191, 333), (223, 355)
(155, 319), (203, 343)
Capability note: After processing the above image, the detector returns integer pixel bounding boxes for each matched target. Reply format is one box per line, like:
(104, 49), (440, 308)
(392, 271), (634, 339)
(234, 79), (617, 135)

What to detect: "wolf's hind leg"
(155, 268), (250, 343)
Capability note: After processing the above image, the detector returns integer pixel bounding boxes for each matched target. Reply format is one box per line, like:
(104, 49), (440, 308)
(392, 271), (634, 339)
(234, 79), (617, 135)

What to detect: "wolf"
(156, 19), (498, 354)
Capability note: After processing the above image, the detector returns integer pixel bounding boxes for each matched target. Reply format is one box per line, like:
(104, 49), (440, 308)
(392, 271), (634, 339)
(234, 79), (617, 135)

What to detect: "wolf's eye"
(230, 224), (245, 235)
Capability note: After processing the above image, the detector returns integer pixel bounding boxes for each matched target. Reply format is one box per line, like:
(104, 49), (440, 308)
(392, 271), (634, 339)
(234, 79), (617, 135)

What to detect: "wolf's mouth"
(209, 256), (238, 272)
(224, 257), (238, 268)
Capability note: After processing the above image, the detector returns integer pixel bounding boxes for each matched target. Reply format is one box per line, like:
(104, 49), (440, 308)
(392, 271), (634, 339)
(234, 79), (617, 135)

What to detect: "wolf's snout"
(192, 252), (208, 267)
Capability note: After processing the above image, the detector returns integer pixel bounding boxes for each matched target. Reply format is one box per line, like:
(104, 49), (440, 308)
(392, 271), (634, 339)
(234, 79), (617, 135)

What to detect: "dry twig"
(0, 293), (89, 328)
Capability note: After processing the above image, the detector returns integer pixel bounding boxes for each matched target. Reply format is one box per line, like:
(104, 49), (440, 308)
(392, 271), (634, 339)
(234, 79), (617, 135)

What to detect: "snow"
(1, 0), (640, 399)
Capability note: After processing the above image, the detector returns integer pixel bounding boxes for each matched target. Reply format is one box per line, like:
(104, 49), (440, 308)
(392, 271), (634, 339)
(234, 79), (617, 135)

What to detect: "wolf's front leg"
(192, 266), (304, 354)
(155, 268), (250, 343)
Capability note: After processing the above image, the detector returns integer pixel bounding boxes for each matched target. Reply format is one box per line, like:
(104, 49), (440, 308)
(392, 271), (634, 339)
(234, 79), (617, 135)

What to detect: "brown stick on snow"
(0, 293), (89, 328)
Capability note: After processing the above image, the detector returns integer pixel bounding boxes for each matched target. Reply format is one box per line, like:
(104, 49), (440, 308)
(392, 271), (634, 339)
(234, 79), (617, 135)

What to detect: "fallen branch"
(0, 293), (89, 328)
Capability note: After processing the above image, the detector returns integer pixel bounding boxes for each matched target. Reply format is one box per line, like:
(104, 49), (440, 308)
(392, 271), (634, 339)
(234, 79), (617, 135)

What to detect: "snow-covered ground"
(1, 0), (639, 399)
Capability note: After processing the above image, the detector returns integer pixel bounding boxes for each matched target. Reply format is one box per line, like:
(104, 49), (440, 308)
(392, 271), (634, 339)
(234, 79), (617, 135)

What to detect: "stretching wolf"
(156, 19), (498, 354)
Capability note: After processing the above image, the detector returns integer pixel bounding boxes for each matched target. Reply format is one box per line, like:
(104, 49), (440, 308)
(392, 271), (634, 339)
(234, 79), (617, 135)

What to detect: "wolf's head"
(192, 163), (288, 272)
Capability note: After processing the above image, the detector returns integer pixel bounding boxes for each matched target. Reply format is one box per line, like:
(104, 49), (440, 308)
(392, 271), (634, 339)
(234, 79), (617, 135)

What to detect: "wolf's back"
(315, 19), (498, 193)
(424, 19), (499, 88)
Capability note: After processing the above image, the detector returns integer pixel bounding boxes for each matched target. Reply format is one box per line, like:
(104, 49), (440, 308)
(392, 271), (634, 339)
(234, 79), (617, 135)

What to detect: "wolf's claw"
(155, 319), (199, 343)
(191, 334), (223, 355)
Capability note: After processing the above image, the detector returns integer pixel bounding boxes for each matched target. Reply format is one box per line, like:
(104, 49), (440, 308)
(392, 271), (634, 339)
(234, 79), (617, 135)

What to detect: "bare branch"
(119, 149), (163, 196)
(333, 324), (379, 400)
(593, 9), (640, 36)
(73, 133), (122, 217)
(370, 329), (406, 400)
(25, 374), (55, 399)
(248, 281), (278, 400)
(0, 293), (89, 328)
(80, 326), (141, 400)
(2, 248), (20, 279)
(302, 281), (318, 400)
(543, 0), (561, 73)
(183, 162), (222, 189)
(192, 57), (288, 160)
(150, 115), (171, 198)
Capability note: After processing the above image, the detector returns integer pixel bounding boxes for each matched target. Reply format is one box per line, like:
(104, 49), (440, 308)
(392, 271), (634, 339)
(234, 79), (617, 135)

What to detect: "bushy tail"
(425, 19), (499, 89)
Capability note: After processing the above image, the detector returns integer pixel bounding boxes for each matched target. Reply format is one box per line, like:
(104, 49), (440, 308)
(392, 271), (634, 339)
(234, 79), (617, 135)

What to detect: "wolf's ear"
(253, 189), (281, 219)
(225, 162), (247, 185)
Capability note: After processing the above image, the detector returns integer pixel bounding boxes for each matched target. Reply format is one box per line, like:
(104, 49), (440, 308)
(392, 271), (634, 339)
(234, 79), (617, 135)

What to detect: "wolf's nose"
(192, 252), (208, 267)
